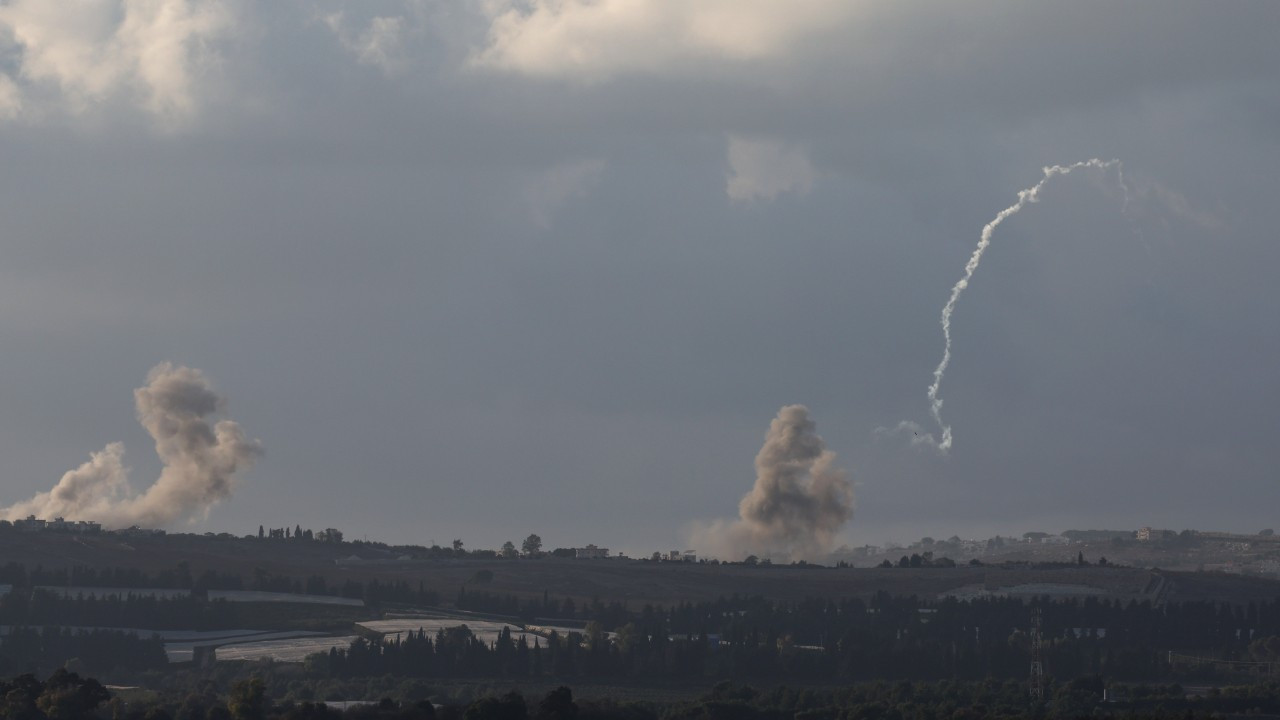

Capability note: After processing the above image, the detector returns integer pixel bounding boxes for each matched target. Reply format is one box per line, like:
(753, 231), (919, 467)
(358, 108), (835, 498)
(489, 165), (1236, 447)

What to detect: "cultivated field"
(212, 635), (360, 662)
(35, 586), (192, 600)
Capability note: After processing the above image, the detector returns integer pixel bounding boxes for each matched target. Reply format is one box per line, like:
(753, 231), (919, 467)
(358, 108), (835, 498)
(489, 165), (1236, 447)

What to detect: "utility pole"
(1030, 606), (1045, 703)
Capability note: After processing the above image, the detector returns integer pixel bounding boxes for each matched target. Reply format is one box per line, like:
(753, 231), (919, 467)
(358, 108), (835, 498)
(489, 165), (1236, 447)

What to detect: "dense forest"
(4, 559), (1280, 686)
(321, 591), (1280, 683)
(8, 669), (1280, 719)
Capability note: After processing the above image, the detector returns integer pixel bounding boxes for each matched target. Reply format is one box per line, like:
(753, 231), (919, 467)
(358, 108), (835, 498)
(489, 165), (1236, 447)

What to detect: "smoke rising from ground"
(1, 363), (261, 528)
(692, 405), (853, 561)
(885, 159), (1127, 453)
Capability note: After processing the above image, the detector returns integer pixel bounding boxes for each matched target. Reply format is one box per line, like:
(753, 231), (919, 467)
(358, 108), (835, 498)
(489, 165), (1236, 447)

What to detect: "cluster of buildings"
(5, 515), (168, 537)
(10, 515), (101, 533)
(653, 550), (697, 563)
(570, 546), (697, 562)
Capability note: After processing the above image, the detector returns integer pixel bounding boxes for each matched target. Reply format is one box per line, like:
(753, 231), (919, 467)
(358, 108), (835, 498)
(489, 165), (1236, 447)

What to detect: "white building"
(576, 544), (609, 559)
(14, 516), (45, 531)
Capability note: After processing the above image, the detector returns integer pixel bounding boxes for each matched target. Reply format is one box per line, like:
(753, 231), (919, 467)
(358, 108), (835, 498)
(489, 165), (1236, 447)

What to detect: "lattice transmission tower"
(1030, 606), (1045, 703)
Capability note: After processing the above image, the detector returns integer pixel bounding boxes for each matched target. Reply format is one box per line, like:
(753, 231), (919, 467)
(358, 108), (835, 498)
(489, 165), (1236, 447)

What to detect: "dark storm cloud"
(0, 1), (1275, 548)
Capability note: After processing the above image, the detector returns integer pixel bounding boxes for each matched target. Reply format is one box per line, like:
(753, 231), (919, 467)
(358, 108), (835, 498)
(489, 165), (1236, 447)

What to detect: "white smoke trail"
(0, 363), (262, 528)
(892, 159), (1125, 453)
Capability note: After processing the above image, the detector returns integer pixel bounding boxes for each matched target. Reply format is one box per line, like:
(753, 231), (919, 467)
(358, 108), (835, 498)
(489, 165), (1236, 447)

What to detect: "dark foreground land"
(11, 669), (1280, 719)
(4, 530), (1280, 718)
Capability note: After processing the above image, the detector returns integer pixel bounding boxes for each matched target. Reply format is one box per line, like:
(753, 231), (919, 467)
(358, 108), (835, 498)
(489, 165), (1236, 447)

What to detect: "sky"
(0, 1), (1277, 557)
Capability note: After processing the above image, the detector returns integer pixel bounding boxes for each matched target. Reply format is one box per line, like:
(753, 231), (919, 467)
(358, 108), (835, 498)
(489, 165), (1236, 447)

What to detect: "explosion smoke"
(0, 363), (262, 528)
(692, 405), (853, 561)
(891, 159), (1127, 453)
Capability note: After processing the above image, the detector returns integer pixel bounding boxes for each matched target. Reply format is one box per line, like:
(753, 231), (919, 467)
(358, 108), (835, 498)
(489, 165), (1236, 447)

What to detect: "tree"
(258, 525), (264, 539)
(522, 534), (543, 556)
(501, 541), (518, 559)
(452, 539), (465, 553)
(465, 691), (526, 720)
(36, 669), (109, 720)
(534, 687), (577, 720)
(228, 678), (266, 720)
(584, 621), (605, 652)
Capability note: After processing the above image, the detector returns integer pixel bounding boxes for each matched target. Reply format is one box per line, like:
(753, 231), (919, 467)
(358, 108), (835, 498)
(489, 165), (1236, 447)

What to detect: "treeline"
(461, 588), (1280, 652)
(15, 669), (1280, 720)
(457, 588), (630, 626)
(0, 561), (441, 608)
(323, 593), (1280, 684)
(0, 628), (166, 677)
(0, 588), (432, 632)
(259, 525), (344, 542)
(3, 590), (246, 630)
(0, 560), (245, 591)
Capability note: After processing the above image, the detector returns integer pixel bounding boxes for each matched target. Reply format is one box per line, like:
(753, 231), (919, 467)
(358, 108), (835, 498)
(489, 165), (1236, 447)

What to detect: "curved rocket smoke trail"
(894, 159), (1126, 453)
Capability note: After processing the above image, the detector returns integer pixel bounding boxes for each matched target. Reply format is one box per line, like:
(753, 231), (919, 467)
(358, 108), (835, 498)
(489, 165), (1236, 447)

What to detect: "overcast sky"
(0, 1), (1276, 555)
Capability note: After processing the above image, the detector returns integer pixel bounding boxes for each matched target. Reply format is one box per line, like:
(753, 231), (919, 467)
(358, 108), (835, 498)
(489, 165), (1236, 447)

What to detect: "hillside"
(2, 530), (1277, 607)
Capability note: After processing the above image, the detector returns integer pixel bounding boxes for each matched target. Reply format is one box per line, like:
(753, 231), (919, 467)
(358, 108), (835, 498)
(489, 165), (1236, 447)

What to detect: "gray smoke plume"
(886, 159), (1127, 453)
(1, 363), (262, 528)
(691, 405), (853, 561)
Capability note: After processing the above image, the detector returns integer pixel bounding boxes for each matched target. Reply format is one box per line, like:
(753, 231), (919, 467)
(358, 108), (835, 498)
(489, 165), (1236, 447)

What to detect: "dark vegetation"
(5, 531), (1280, 717)
(6, 556), (1280, 688)
(322, 592), (1280, 684)
(0, 562), (440, 607)
(11, 670), (1280, 719)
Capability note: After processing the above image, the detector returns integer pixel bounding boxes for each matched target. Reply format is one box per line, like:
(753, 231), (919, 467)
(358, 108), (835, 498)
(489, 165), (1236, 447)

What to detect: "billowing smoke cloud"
(1, 363), (261, 528)
(692, 405), (853, 561)
(885, 159), (1128, 453)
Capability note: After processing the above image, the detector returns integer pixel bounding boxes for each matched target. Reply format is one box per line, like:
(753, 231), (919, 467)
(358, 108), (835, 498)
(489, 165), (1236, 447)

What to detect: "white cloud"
(525, 157), (607, 227)
(725, 135), (815, 203)
(0, 0), (233, 121)
(471, 0), (858, 81)
(0, 73), (20, 118)
(323, 11), (410, 73)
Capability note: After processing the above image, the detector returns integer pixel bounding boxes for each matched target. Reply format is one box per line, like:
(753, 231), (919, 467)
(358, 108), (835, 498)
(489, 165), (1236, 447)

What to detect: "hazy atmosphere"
(1, 1), (1277, 556)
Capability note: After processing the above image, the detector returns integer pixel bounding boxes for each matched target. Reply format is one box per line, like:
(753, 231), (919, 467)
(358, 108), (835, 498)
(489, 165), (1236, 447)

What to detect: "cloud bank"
(0, 0), (233, 121)
(471, 0), (858, 81)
